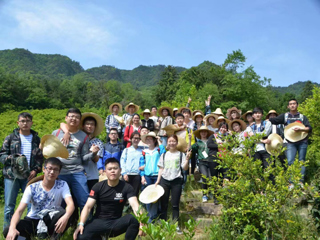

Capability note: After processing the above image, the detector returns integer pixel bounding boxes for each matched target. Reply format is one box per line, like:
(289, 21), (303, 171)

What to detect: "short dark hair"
(182, 109), (191, 115)
(175, 113), (184, 119)
(18, 112), (33, 121)
(109, 128), (118, 134)
(66, 108), (82, 117)
(288, 98), (298, 105)
(132, 113), (140, 119)
(140, 126), (148, 131)
(105, 157), (120, 167)
(44, 157), (63, 171)
(219, 122), (229, 130)
(151, 106), (157, 110)
(130, 131), (141, 140)
(83, 116), (97, 126)
(252, 107), (263, 115)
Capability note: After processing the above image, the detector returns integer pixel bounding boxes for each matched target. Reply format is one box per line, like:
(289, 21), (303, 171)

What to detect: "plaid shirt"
(105, 114), (122, 133)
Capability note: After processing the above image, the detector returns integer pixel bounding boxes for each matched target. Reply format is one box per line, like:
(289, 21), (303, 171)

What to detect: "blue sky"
(0, 0), (319, 87)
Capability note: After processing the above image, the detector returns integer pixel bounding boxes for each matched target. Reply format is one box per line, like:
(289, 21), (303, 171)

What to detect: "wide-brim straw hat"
(192, 110), (204, 117)
(141, 132), (157, 143)
(228, 119), (247, 132)
(266, 133), (284, 156)
(41, 135), (69, 159)
(109, 103), (122, 113)
(193, 126), (214, 139)
(173, 108), (178, 112)
(139, 184), (165, 204)
(266, 110), (278, 119)
(158, 106), (173, 118)
(125, 102), (140, 112)
(212, 108), (224, 116)
(226, 107), (242, 120)
(27, 175), (44, 187)
(162, 124), (180, 136)
(178, 107), (191, 114)
(140, 109), (151, 117)
(177, 136), (188, 152)
(114, 115), (124, 124)
(99, 174), (108, 182)
(213, 116), (230, 128)
(192, 112), (204, 121)
(204, 113), (218, 124)
(284, 122), (308, 142)
(80, 112), (104, 137)
(241, 111), (253, 121)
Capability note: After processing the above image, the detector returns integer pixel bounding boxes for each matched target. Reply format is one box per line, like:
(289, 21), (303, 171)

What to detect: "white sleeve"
(62, 182), (72, 199)
(21, 186), (32, 204)
(264, 121), (272, 136)
(158, 153), (165, 168)
(180, 153), (187, 167)
(245, 126), (252, 133)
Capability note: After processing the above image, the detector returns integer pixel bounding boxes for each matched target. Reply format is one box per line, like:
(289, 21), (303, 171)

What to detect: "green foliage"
(205, 134), (319, 239)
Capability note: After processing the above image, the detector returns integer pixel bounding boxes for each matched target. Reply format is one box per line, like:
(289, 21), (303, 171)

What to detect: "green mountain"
(272, 81), (319, 96)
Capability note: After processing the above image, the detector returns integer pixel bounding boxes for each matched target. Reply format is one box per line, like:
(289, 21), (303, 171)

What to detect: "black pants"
(127, 175), (141, 197)
(77, 214), (139, 240)
(159, 177), (182, 221)
(254, 150), (275, 184)
(199, 161), (216, 190)
(87, 179), (99, 191)
(3, 210), (70, 240)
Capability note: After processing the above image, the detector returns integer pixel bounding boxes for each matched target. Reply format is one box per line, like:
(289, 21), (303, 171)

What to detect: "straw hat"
(192, 112), (204, 121)
(192, 110), (204, 117)
(212, 108), (224, 116)
(213, 116), (230, 128)
(139, 184), (165, 204)
(241, 111), (253, 120)
(114, 115), (124, 124)
(265, 133), (283, 156)
(228, 119), (247, 132)
(141, 132), (157, 143)
(109, 103), (122, 113)
(41, 135), (69, 159)
(204, 113), (218, 124)
(177, 136), (188, 152)
(178, 107), (191, 114)
(266, 110), (278, 119)
(173, 108), (178, 112)
(284, 122), (308, 142)
(193, 126), (214, 139)
(81, 112), (104, 137)
(27, 175), (44, 187)
(162, 124), (180, 136)
(141, 109), (151, 117)
(158, 106), (173, 118)
(99, 174), (108, 182)
(125, 102), (140, 112)
(226, 107), (242, 120)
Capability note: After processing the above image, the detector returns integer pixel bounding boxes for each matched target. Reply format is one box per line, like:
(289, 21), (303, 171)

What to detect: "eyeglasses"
(19, 120), (32, 124)
(67, 115), (81, 120)
(45, 167), (60, 173)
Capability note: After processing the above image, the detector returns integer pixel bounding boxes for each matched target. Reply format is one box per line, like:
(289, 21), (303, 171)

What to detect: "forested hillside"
(0, 48), (317, 115)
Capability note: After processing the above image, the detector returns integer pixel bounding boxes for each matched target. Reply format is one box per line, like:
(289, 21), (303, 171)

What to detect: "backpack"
(284, 113), (304, 125)
(250, 121), (267, 133)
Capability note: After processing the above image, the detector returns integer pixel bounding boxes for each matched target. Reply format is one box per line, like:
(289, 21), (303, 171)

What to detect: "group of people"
(0, 96), (311, 239)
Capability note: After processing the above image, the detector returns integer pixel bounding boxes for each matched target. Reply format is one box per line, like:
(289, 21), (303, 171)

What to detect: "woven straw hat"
(265, 133), (283, 156)
(212, 108), (224, 116)
(228, 119), (247, 132)
(141, 132), (157, 143)
(178, 107), (192, 114)
(125, 103), (140, 112)
(114, 115), (124, 124)
(139, 184), (165, 204)
(81, 112), (104, 137)
(158, 106), (173, 118)
(213, 116), (230, 128)
(109, 103), (122, 113)
(192, 110), (204, 117)
(192, 112), (204, 121)
(266, 110), (278, 119)
(241, 111), (253, 120)
(41, 135), (69, 159)
(284, 122), (308, 142)
(204, 113), (218, 125)
(193, 126), (214, 139)
(226, 107), (242, 120)
(162, 124), (180, 136)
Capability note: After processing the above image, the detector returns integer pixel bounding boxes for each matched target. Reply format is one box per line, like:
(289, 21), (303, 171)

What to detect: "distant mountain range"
(0, 48), (317, 93)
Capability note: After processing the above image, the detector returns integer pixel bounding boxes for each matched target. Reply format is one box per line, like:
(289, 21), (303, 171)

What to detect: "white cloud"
(0, 0), (123, 60)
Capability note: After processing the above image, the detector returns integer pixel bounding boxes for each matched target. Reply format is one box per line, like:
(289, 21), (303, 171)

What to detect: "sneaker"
(176, 226), (183, 235)
(202, 195), (208, 203)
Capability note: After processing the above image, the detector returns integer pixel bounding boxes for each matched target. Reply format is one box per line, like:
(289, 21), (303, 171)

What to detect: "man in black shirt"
(73, 158), (143, 240)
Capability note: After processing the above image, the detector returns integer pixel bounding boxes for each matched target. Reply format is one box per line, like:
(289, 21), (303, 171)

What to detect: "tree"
(155, 66), (179, 105)
(300, 80), (314, 103)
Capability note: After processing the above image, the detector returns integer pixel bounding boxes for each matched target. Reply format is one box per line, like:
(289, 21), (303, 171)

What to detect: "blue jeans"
(286, 141), (308, 181)
(160, 137), (168, 147)
(4, 178), (29, 229)
(58, 171), (89, 210)
(143, 175), (160, 223)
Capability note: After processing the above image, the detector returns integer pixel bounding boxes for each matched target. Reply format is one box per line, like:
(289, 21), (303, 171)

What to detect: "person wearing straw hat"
(157, 106), (173, 147)
(155, 134), (191, 234)
(179, 107), (195, 130)
(73, 158), (144, 240)
(52, 108), (96, 215)
(266, 110), (285, 139)
(122, 103), (140, 144)
(105, 103), (123, 141)
(150, 106), (160, 134)
(0, 112), (44, 229)
(3, 157), (75, 240)
(172, 108), (179, 118)
(204, 113), (218, 132)
(123, 114), (142, 148)
(268, 99), (312, 182)
(226, 107), (242, 121)
(191, 126), (214, 203)
(212, 108), (224, 117)
(141, 109), (155, 131)
(139, 132), (166, 223)
(193, 112), (205, 132)
(228, 119), (250, 154)
(242, 110), (254, 126)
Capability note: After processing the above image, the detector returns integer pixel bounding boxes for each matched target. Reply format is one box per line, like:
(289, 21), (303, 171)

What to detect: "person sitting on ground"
(73, 158), (144, 240)
(141, 109), (155, 131)
(123, 114), (142, 148)
(3, 158), (75, 240)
